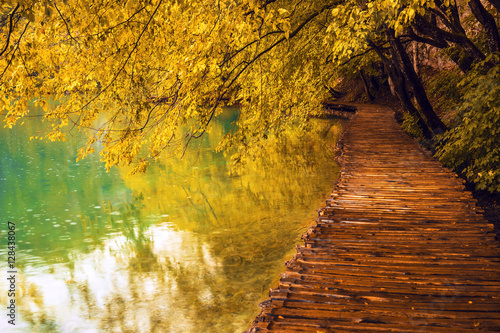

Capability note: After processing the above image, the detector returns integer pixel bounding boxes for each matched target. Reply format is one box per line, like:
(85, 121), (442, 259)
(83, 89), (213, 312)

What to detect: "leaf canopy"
(1, 0), (497, 180)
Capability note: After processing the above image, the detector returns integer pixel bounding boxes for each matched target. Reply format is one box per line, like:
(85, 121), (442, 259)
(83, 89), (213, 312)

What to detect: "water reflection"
(0, 108), (340, 332)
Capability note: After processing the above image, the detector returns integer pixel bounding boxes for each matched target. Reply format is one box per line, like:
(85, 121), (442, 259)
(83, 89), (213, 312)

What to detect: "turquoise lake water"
(0, 108), (339, 332)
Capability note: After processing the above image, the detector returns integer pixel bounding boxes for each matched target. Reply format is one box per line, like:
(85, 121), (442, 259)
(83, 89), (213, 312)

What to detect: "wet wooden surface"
(246, 104), (500, 332)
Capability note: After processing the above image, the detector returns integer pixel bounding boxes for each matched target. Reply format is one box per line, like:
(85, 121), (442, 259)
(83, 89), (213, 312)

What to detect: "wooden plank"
(245, 104), (500, 333)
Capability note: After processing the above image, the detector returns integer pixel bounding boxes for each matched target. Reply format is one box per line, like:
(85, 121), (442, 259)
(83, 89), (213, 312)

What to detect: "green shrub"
(426, 66), (464, 125)
(436, 55), (500, 192)
(401, 111), (424, 139)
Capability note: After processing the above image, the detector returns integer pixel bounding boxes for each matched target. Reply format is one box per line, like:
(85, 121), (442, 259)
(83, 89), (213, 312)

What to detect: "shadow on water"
(0, 107), (341, 332)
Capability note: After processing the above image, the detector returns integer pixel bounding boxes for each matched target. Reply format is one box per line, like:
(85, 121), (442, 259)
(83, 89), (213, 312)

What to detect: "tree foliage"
(436, 57), (500, 192)
(0, 0), (339, 173)
(0, 0), (499, 191)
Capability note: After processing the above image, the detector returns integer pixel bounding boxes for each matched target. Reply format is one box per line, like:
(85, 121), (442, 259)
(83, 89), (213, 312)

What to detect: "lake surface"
(0, 107), (340, 332)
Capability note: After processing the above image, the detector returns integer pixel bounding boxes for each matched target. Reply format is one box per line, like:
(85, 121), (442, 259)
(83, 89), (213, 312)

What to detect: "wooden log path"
(246, 104), (500, 332)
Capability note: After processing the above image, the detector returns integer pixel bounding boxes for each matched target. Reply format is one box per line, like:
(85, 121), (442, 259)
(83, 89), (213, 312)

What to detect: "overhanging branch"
(0, 4), (20, 58)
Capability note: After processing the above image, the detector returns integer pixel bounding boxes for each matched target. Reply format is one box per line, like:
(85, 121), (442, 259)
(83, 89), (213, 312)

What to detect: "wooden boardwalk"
(246, 104), (500, 332)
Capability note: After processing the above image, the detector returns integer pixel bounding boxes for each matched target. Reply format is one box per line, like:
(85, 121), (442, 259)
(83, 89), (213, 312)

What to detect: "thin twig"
(75, 0), (164, 116)
(0, 21), (30, 81)
(0, 4), (20, 58)
(54, 3), (79, 46)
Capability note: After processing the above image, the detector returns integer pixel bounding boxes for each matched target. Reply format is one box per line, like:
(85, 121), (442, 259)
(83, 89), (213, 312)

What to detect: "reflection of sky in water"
(0, 107), (340, 332)
(2, 225), (216, 332)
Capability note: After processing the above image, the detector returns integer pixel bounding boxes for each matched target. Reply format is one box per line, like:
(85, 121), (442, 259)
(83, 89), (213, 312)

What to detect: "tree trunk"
(369, 75), (379, 92)
(446, 45), (474, 72)
(324, 85), (345, 99)
(468, 0), (500, 53)
(486, 0), (500, 13)
(393, 76), (433, 139)
(387, 75), (396, 96)
(360, 69), (374, 101)
(386, 30), (447, 134)
(407, 27), (474, 72)
(369, 40), (433, 139)
(413, 15), (486, 63)
(413, 42), (419, 76)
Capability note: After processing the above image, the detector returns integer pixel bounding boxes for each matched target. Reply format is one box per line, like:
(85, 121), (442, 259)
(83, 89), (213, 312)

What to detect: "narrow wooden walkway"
(247, 104), (500, 332)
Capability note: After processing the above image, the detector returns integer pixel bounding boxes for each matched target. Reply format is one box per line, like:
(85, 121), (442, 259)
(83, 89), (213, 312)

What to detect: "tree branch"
(54, 3), (79, 46)
(407, 27), (448, 49)
(0, 21), (30, 81)
(219, 30), (283, 68)
(413, 15), (486, 61)
(468, 0), (500, 53)
(75, 0), (163, 115)
(225, 4), (334, 91)
(0, 3), (20, 58)
(60, 5), (147, 43)
(187, 4), (336, 144)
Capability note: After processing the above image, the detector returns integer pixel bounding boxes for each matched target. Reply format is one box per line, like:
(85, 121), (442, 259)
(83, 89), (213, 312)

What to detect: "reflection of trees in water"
(120, 117), (340, 230)
(68, 220), (262, 332)
(72, 118), (341, 332)
(10, 186), (324, 331)
(7, 117), (341, 332)
(8, 279), (60, 333)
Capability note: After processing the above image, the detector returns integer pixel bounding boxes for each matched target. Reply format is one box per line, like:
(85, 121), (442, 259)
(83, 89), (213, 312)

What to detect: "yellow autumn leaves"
(0, 0), (448, 172)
